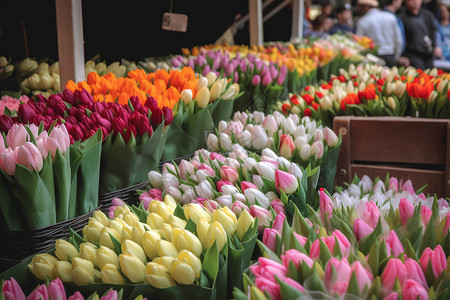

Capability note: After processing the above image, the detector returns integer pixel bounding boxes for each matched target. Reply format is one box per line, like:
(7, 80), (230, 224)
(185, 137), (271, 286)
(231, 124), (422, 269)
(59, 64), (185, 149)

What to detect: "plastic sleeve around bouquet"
(161, 101), (215, 161)
(99, 123), (168, 194)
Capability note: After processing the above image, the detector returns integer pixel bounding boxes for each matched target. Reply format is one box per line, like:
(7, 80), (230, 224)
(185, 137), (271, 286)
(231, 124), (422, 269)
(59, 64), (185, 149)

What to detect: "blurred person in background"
(399, 0), (441, 69)
(436, 3), (450, 61)
(329, 3), (354, 34)
(356, 0), (404, 67)
(306, 14), (334, 38)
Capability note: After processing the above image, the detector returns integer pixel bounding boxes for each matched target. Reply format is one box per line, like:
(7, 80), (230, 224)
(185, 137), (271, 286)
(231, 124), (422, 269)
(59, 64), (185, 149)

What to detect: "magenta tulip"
(251, 257), (287, 282)
(255, 277), (281, 300)
(18, 102), (36, 123)
(384, 230), (405, 258)
(399, 198), (415, 225)
(279, 134), (295, 159)
(350, 261), (373, 292)
(252, 75), (261, 86)
(274, 169), (298, 194)
(382, 258), (407, 290)
(263, 228), (279, 252)
(333, 229), (351, 257)
(0, 115), (13, 132)
(2, 277), (26, 300)
(47, 278), (66, 300)
(353, 218), (374, 241)
(270, 199), (286, 215)
(241, 181), (258, 193)
(420, 206), (432, 226)
(404, 258), (428, 289)
(402, 279), (429, 300)
(281, 249), (314, 269)
(272, 212), (286, 233)
(419, 245), (447, 278)
(319, 188), (333, 220)
(27, 284), (48, 300)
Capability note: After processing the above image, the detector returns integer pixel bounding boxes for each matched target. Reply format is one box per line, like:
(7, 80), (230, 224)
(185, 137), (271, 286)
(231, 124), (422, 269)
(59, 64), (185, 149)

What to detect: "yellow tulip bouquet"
(25, 195), (258, 299)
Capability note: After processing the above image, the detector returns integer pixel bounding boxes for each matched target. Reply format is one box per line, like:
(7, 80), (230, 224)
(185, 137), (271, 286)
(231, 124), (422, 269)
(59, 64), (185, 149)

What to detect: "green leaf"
(185, 219), (197, 235)
(419, 217), (436, 256)
(174, 204), (187, 221)
(69, 227), (86, 249)
(256, 240), (282, 263)
(367, 241), (380, 275)
(359, 217), (383, 255)
(276, 276), (304, 300)
(318, 237), (332, 265)
(202, 241), (219, 286)
(109, 233), (122, 256)
(346, 272), (361, 297)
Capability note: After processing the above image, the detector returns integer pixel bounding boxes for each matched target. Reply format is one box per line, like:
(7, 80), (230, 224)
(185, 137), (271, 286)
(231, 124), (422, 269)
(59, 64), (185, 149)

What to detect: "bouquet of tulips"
(206, 111), (341, 193)
(0, 122), (101, 230)
(233, 176), (450, 300)
(26, 196), (258, 300)
(1, 277), (143, 300)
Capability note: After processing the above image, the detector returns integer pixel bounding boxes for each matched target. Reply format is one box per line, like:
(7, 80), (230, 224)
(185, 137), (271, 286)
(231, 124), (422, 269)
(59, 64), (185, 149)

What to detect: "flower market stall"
(1, 19), (450, 300)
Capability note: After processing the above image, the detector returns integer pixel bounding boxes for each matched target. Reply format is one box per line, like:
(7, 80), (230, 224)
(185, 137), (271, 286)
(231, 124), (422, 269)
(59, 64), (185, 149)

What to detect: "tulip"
(195, 87), (210, 108)
(16, 142), (43, 172)
(245, 188), (270, 209)
(158, 223), (174, 241)
(132, 222), (150, 247)
(263, 228), (279, 252)
(252, 174), (264, 190)
(399, 198), (415, 225)
(157, 240), (179, 258)
(119, 254), (146, 283)
(172, 228), (203, 256)
(180, 89), (193, 104)
(324, 258), (352, 294)
(353, 218), (373, 241)
(146, 213), (165, 230)
(79, 243), (98, 268)
(323, 127), (338, 147)
(148, 171), (163, 189)
(219, 165), (239, 184)
(170, 259), (196, 285)
(252, 75), (261, 86)
(212, 207), (237, 235)
(82, 218), (104, 243)
(350, 261), (373, 292)
(101, 264), (126, 284)
(121, 239), (147, 264)
(145, 262), (176, 288)
(55, 239), (79, 262)
(251, 257), (287, 282)
(404, 258), (428, 289)
(249, 205), (272, 228)
(357, 201), (381, 229)
(270, 199), (286, 215)
(97, 246), (119, 269)
(254, 277), (280, 300)
(421, 205), (432, 226)
(299, 144), (311, 160)
(332, 230), (351, 258)
(71, 257), (95, 285)
(99, 227), (122, 249)
(255, 162), (275, 181)
(319, 188), (333, 220)
(92, 210), (109, 227)
(28, 254), (58, 281)
(177, 250), (202, 278)
(274, 169), (298, 194)
(51, 261), (73, 283)
(402, 279), (429, 300)
(184, 203), (211, 224)
(252, 125), (268, 150)
(205, 221), (228, 251)
(142, 230), (162, 260)
(419, 245), (447, 278)
(281, 249), (314, 270)
(2, 277), (26, 300)
(27, 284), (48, 300)
(236, 209), (254, 240)
(262, 115), (278, 136)
(382, 258), (407, 290)
(384, 230), (405, 258)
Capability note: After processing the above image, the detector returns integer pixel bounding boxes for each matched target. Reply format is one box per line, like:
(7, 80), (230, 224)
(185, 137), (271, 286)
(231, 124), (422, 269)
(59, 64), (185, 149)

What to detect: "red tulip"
(18, 103), (36, 123)
(0, 115), (13, 132)
(162, 106), (173, 126)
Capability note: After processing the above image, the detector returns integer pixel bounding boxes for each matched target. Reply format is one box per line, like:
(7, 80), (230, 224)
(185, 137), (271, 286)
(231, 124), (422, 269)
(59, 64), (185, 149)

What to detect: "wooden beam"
(249, 0), (263, 46)
(291, 0), (303, 40)
(55, 0), (85, 90)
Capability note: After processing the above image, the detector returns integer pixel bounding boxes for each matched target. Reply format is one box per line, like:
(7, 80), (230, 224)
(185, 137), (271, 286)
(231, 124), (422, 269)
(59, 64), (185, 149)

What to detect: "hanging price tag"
(162, 12), (188, 32)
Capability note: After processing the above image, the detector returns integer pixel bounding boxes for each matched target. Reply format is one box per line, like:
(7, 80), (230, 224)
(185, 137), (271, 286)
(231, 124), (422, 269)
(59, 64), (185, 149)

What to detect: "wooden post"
(291, 0), (303, 41)
(249, 0), (263, 47)
(55, 0), (85, 90)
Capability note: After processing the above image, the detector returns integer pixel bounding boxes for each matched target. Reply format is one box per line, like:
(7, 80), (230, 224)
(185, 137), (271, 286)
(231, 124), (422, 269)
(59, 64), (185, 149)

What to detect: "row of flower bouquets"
(2, 147), (449, 299)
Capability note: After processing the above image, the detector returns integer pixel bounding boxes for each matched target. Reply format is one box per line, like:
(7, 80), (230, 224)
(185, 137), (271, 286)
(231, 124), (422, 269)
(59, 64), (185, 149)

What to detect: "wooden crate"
(333, 116), (450, 198)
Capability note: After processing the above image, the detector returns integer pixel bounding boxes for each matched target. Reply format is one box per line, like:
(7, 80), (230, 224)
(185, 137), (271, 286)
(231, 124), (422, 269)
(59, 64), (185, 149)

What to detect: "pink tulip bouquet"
(206, 111), (341, 193)
(1, 277), (144, 300)
(0, 122), (101, 230)
(233, 181), (450, 300)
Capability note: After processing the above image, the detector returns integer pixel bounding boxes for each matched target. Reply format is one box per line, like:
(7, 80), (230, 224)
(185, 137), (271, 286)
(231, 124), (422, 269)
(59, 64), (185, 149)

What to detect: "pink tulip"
(310, 236), (336, 259)
(1, 148), (17, 176)
(217, 180), (233, 192)
(353, 218), (374, 241)
(382, 258), (407, 290)
(178, 159), (195, 180)
(262, 115), (278, 136)
(389, 177), (399, 193)
(384, 230), (405, 258)
(6, 124), (29, 149)
(47, 278), (66, 300)
(68, 291), (85, 300)
(322, 127), (339, 147)
(274, 169), (298, 194)
(350, 261), (373, 292)
(2, 277), (26, 300)
(284, 277), (305, 293)
(419, 245), (447, 278)
(444, 210), (450, 233)
(384, 292), (399, 300)
(101, 289), (118, 300)
(0, 134), (5, 153)
(329, 281), (349, 297)
(251, 257), (287, 283)
(16, 142), (43, 172)
(255, 277), (281, 300)
(420, 206), (432, 226)
(27, 284), (48, 300)
(210, 152), (226, 162)
(263, 228), (279, 252)
(324, 258), (352, 295)
(220, 166), (239, 184)
(402, 279), (429, 300)
(399, 198), (415, 225)
(400, 180), (415, 195)
(231, 201), (249, 215)
(293, 232), (307, 246)
(404, 258), (428, 289)
(240, 181), (258, 193)
(311, 141), (324, 159)
(319, 188), (333, 220)
(359, 201), (381, 229)
(279, 134), (295, 159)
(270, 199), (285, 215)
(272, 212), (286, 233)
(198, 163), (216, 177)
(250, 205), (272, 228)
(281, 249), (314, 269)
(204, 200), (219, 212)
(332, 229), (351, 257)
(48, 124), (70, 154)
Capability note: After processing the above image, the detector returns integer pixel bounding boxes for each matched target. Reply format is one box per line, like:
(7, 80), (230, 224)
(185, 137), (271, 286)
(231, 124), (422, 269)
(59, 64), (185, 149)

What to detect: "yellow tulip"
(109, 218), (125, 235)
(55, 239), (79, 262)
(207, 221), (227, 251)
(236, 209), (255, 240)
(170, 259), (195, 285)
(164, 194), (177, 210)
(122, 222), (133, 242)
(71, 257), (95, 285)
(114, 205), (131, 218)
(101, 263), (126, 285)
(172, 228), (203, 256)
(145, 262), (176, 288)
(213, 207), (237, 235)
(92, 210), (109, 227)
(152, 256), (174, 271)
(184, 203), (211, 224)
(119, 253), (146, 283)
(155, 202), (174, 222)
(157, 240), (179, 258)
(52, 261), (73, 282)
(196, 217), (210, 249)
(167, 214), (187, 229)
(123, 212), (140, 227)
(142, 230), (161, 260)
(82, 218), (104, 243)
(99, 227), (122, 249)
(146, 213), (165, 230)
(177, 250), (201, 279)
(96, 246), (119, 269)
(205, 72), (217, 87)
(195, 87), (211, 109)
(210, 81), (222, 101)
(121, 239), (147, 264)
(132, 222), (150, 246)
(158, 223), (173, 241)
(28, 254), (58, 281)
(79, 242), (98, 268)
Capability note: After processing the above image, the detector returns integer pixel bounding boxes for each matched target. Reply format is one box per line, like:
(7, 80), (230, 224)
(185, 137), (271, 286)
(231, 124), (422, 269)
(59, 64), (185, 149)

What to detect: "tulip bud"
(195, 87), (211, 108)
(299, 144), (311, 160)
(170, 258), (196, 285)
(145, 262), (176, 288)
(275, 169), (299, 194)
(92, 210), (109, 227)
(147, 213), (165, 230)
(28, 254), (58, 281)
(79, 243), (98, 268)
(279, 134), (295, 159)
(311, 141), (324, 159)
(172, 228), (203, 256)
(97, 246), (119, 269)
(71, 257), (95, 285)
(157, 239), (179, 258)
(119, 253), (146, 283)
(237, 209), (255, 240)
(142, 230), (161, 260)
(177, 250), (202, 279)
(99, 227), (122, 249)
(152, 256), (175, 271)
(167, 214), (187, 229)
(245, 188), (270, 209)
(101, 263), (126, 284)
(83, 218), (104, 243)
(121, 239), (147, 265)
(207, 133), (220, 152)
(252, 125), (269, 150)
(55, 239), (79, 262)
(53, 261), (73, 282)
(213, 207), (238, 235)
(181, 89), (193, 104)
(210, 80), (223, 101)
(148, 171), (163, 189)
(132, 222), (150, 247)
(184, 203), (211, 224)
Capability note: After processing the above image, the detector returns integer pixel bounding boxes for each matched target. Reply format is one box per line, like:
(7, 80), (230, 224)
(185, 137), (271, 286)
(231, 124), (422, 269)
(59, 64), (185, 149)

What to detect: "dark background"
(0, 0), (293, 63)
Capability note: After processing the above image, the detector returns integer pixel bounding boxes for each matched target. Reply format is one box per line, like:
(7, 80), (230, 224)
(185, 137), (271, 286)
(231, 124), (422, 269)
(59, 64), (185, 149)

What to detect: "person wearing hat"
(329, 3), (355, 34)
(355, 0), (403, 67)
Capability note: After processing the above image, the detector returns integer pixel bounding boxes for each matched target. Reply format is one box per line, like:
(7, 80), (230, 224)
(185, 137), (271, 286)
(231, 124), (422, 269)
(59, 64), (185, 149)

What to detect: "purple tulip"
(262, 73), (272, 86)
(187, 59), (195, 69)
(252, 75), (261, 86)
(276, 73), (286, 86)
(18, 103), (36, 123)
(0, 115), (13, 132)
(202, 65), (211, 76)
(63, 88), (75, 105)
(233, 71), (239, 83)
